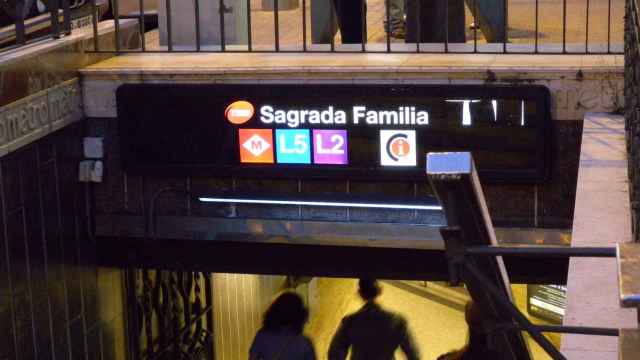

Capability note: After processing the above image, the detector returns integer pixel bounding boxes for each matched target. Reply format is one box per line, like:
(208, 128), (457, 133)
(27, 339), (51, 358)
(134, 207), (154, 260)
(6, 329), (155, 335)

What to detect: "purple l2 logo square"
(313, 130), (348, 165)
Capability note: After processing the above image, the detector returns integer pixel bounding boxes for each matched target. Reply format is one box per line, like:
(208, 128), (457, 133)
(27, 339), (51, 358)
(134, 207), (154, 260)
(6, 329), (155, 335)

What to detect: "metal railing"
(0, 0), (625, 55)
(90, 0), (623, 54)
(426, 151), (618, 360)
(0, 0), (79, 51)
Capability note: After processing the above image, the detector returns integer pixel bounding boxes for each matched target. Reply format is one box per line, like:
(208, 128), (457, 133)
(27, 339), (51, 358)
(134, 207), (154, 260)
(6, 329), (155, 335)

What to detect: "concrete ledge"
(561, 113), (637, 359)
(79, 52), (623, 120)
(80, 52), (623, 74)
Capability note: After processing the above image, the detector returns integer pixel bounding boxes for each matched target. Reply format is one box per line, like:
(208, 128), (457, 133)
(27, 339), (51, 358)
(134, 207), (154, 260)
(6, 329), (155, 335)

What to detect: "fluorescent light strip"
(198, 197), (442, 211)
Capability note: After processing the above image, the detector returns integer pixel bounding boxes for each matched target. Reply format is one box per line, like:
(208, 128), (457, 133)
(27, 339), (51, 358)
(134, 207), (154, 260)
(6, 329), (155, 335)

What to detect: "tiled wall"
(212, 273), (288, 360)
(0, 123), (126, 360)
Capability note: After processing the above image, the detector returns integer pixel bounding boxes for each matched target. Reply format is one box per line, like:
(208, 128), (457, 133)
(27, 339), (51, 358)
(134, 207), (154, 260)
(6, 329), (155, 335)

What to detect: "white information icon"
(380, 130), (417, 166)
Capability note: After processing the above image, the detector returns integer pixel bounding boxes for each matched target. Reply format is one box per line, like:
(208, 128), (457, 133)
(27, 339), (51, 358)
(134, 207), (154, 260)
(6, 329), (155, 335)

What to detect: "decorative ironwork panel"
(128, 269), (215, 360)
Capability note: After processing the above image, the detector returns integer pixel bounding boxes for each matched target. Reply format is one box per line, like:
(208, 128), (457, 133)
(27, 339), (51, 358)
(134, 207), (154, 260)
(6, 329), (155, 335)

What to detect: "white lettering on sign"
(260, 105), (428, 128)
(261, 105), (347, 128)
(315, 134), (345, 155)
(278, 133), (309, 154)
(0, 79), (82, 157)
(242, 134), (271, 156)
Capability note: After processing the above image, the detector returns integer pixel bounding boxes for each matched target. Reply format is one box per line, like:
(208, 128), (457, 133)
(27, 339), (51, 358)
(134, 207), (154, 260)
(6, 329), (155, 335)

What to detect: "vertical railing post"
(91, 0), (99, 50)
(51, 0), (61, 40)
(302, 0), (307, 51)
(472, 0), (477, 53)
(585, 0), (590, 53)
(194, 0), (201, 51)
(361, 0), (366, 51)
(218, 0), (225, 51)
(15, 0), (26, 45)
(139, 0), (146, 51)
(534, 0), (538, 53)
(166, 0), (173, 51)
(247, 0), (252, 51)
(274, 0), (280, 51)
(607, 0), (612, 53)
(562, 0), (567, 53)
(503, 0), (507, 53)
(62, 0), (71, 35)
(385, 0), (390, 52)
(113, 0), (121, 51)
(444, 0), (449, 53)
(416, 0), (421, 52)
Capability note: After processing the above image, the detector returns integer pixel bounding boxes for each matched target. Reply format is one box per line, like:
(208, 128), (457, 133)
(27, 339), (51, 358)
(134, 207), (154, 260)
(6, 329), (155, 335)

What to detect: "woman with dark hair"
(249, 292), (316, 360)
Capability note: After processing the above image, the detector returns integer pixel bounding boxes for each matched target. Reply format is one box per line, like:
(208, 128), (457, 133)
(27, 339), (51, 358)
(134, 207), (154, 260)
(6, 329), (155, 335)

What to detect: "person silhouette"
(328, 278), (420, 360)
(249, 292), (316, 360)
(437, 300), (502, 360)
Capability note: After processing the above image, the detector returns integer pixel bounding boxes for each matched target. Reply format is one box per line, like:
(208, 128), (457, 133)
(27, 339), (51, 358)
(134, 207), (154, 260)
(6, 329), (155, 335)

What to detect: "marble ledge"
(79, 53), (623, 79)
(79, 66), (623, 83)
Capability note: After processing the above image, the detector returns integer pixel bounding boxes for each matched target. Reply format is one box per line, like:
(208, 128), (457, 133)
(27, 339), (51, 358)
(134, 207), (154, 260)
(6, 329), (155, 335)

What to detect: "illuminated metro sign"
(259, 105), (430, 127)
(117, 84), (551, 182)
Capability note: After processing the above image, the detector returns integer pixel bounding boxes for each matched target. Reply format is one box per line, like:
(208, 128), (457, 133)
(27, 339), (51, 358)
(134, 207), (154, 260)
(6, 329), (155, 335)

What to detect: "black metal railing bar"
(0, 0), (625, 55)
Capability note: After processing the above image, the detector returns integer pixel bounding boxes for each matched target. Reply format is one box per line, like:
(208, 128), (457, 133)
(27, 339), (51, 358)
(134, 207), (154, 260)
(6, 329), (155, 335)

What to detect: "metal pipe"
(465, 246), (616, 258)
(194, 0), (201, 51)
(444, 0), (448, 53)
(247, 0), (252, 51)
(502, 0), (507, 53)
(562, 0), (567, 53)
(385, 0), (390, 52)
(274, 0), (279, 51)
(536, 325), (619, 337)
(463, 261), (566, 360)
(90, 0), (99, 50)
(585, 0), (589, 53)
(361, 0), (366, 51)
(534, 0), (538, 52)
(138, 0), (145, 51)
(416, 0), (421, 52)
(165, 0), (172, 51)
(218, 0), (225, 51)
(302, 0), (306, 51)
(607, 0), (611, 53)
(113, 0), (121, 51)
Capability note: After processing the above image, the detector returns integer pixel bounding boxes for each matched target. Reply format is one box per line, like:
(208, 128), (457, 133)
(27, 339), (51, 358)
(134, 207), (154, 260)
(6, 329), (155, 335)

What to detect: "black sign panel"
(117, 84), (550, 182)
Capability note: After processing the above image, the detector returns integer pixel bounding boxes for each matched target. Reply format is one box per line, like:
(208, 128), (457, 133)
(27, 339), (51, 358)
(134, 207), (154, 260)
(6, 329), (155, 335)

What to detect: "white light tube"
(198, 197), (442, 211)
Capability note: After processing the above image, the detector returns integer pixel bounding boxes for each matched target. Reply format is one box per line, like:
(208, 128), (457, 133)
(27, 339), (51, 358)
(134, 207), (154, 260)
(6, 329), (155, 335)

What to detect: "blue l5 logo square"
(275, 129), (311, 164)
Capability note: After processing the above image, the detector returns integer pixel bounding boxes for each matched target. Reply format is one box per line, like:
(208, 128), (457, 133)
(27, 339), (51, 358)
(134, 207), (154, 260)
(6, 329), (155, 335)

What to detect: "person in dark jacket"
(437, 300), (501, 360)
(249, 292), (316, 360)
(328, 278), (420, 360)
(330, 0), (366, 43)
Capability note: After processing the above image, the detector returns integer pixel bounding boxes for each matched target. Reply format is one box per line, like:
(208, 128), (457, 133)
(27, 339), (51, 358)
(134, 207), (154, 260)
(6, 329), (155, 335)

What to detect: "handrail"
(426, 152), (621, 360)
